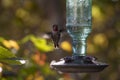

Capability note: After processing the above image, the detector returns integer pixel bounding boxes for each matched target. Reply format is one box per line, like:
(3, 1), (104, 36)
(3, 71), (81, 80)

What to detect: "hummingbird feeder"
(50, 0), (108, 73)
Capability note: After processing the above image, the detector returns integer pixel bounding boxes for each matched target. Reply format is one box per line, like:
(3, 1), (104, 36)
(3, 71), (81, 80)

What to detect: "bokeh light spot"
(93, 33), (108, 48)
(92, 5), (105, 24)
(60, 41), (72, 52)
(1, 0), (13, 8)
(16, 8), (29, 19)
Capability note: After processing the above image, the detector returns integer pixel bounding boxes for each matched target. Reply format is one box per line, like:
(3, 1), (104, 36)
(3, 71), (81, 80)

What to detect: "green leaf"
(20, 35), (32, 44)
(0, 59), (21, 65)
(30, 36), (54, 52)
(0, 37), (5, 42)
(0, 46), (16, 59)
(21, 35), (54, 52)
(0, 46), (21, 65)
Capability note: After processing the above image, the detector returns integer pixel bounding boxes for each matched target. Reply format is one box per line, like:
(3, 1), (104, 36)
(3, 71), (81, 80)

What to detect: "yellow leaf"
(9, 40), (19, 50)
(2, 40), (11, 48)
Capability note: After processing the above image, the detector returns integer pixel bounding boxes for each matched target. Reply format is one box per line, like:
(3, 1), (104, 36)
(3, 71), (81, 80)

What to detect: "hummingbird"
(45, 24), (66, 49)
(51, 24), (61, 48)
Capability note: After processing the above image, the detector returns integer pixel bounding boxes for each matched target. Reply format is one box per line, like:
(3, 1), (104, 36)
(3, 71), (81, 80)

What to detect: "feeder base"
(50, 56), (108, 73)
(51, 62), (108, 73)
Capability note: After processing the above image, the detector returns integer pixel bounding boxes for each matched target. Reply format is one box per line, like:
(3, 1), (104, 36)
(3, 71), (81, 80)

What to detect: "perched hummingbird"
(51, 24), (61, 48)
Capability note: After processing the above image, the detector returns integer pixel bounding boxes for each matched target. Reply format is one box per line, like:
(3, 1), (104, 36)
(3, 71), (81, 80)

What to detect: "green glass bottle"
(66, 0), (92, 56)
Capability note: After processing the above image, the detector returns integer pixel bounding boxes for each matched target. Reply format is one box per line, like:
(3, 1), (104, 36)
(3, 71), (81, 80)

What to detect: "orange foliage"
(32, 51), (46, 66)
(64, 73), (71, 80)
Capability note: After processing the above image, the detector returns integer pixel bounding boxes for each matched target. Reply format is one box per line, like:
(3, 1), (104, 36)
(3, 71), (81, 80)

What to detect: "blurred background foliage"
(0, 0), (119, 80)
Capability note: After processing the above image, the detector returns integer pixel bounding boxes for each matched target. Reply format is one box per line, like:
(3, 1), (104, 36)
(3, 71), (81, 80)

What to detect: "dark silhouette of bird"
(45, 24), (66, 49)
(51, 24), (61, 48)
